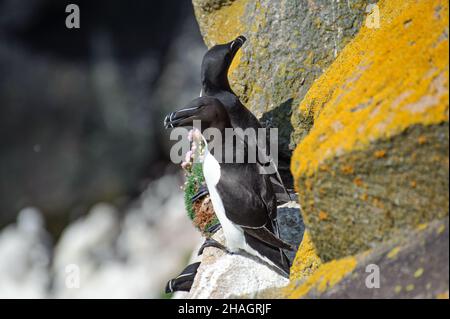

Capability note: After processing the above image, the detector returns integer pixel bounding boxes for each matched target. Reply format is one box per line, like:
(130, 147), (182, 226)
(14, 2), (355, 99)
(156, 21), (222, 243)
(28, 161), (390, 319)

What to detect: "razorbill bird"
(165, 222), (226, 294)
(165, 262), (201, 293)
(165, 97), (293, 277)
(200, 35), (291, 203)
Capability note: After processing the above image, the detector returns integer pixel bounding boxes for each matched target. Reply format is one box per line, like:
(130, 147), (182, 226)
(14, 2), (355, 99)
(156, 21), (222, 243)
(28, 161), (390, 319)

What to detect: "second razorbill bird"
(165, 96), (293, 277)
(200, 35), (290, 203)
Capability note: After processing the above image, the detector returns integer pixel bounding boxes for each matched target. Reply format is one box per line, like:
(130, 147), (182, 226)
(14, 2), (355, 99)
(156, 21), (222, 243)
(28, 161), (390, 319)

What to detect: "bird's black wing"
(215, 162), (267, 228)
(219, 95), (291, 203)
(216, 162), (293, 251)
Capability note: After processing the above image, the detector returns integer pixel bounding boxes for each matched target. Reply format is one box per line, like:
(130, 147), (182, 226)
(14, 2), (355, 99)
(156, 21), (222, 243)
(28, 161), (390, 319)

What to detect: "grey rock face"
(316, 218), (449, 299)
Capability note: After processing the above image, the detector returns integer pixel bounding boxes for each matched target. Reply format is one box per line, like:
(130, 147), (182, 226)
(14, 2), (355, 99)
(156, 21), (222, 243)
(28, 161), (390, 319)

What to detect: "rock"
(289, 230), (322, 282)
(285, 217), (449, 299)
(291, 0), (449, 261)
(192, 0), (370, 161)
(0, 174), (200, 298)
(188, 229), (289, 298)
(0, 207), (51, 298)
(187, 201), (304, 298)
(276, 201), (306, 261)
(192, 0), (448, 299)
(51, 175), (201, 298)
(51, 203), (121, 298)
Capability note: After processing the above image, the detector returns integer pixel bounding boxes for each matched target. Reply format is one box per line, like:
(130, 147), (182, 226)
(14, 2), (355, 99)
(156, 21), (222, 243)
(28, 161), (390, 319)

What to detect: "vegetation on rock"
(182, 131), (219, 234)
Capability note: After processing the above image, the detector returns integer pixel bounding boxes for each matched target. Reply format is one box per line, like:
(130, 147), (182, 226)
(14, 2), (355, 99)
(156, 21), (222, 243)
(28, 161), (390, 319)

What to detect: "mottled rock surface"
(193, 0), (371, 160)
(285, 218), (449, 299)
(188, 230), (289, 299)
(291, 0), (449, 261)
(191, 0), (448, 299)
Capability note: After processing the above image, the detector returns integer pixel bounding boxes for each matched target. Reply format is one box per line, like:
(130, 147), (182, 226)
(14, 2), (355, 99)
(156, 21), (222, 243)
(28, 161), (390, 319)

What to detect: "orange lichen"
(372, 198), (384, 209)
(374, 150), (387, 158)
(353, 177), (364, 187)
(436, 291), (449, 299)
(410, 180), (417, 188)
(418, 135), (428, 145)
(291, 0), (449, 179)
(318, 211), (329, 221)
(287, 256), (357, 298)
(341, 165), (354, 175)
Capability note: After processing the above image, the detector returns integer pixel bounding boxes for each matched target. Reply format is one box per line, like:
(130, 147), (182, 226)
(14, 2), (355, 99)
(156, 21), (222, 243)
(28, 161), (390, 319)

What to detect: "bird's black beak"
(164, 105), (200, 129)
(229, 35), (246, 56)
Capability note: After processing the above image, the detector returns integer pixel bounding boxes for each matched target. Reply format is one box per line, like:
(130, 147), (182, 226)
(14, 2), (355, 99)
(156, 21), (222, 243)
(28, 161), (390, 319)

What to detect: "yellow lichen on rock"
(193, 0), (247, 47)
(289, 231), (322, 282)
(192, 0), (246, 93)
(228, 50), (243, 82)
(292, 0), (449, 178)
(290, 0), (449, 261)
(387, 246), (401, 259)
(286, 256), (357, 299)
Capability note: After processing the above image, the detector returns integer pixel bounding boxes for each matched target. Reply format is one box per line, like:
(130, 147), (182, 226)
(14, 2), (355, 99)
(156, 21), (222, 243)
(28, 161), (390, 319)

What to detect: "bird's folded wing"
(233, 128), (290, 201)
(242, 226), (294, 251)
(216, 164), (287, 252)
(216, 167), (268, 228)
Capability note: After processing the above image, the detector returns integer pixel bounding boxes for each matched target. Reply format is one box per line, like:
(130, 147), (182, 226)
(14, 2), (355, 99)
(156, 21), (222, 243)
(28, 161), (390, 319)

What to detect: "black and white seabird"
(165, 262), (201, 293)
(200, 35), (291, 203)
(165, 223), (226, 294)
(165, 97), (293, 277)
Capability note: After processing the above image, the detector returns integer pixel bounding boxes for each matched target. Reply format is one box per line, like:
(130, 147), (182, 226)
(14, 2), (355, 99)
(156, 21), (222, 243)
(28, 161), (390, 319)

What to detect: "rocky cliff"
(189, 0), (449, 298)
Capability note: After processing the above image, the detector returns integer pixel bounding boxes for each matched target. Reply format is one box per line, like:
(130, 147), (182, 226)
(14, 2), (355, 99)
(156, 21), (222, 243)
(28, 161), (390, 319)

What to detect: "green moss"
(184, 163), (220, 233)
(184, 163), (205, 221)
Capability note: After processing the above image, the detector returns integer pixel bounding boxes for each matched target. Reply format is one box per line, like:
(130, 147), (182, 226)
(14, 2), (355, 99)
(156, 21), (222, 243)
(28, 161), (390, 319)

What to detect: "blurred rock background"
(0, 0), (204, 297)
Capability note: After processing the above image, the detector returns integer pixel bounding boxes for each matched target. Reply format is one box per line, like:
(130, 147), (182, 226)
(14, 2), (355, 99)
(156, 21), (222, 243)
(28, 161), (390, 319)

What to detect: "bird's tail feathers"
(244, 233), (291, 277)
(243, 226), (294, 251)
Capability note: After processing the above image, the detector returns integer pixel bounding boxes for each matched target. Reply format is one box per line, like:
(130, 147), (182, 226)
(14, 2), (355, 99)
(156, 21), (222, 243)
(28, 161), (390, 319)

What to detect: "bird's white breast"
(202, 149), (244, 251)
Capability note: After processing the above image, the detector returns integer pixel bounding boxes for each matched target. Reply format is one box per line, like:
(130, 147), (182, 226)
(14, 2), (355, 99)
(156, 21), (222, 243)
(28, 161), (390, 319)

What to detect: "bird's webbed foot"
(191, 183), (209, 203)
(197, 237), (233, 256)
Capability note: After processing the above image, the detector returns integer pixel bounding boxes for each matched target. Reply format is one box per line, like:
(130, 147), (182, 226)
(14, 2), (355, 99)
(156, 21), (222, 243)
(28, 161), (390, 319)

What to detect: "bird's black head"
(201, 35), (246, 94)
(164, 96), (231, 132)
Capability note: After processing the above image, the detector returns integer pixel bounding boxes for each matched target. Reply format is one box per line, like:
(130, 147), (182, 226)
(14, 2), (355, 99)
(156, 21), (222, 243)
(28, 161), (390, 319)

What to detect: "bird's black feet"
(191, 184), (209, 203)
(197, 237), (232, 256)
(206, 223), (222, 234)
(165, 262), (201, 293)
